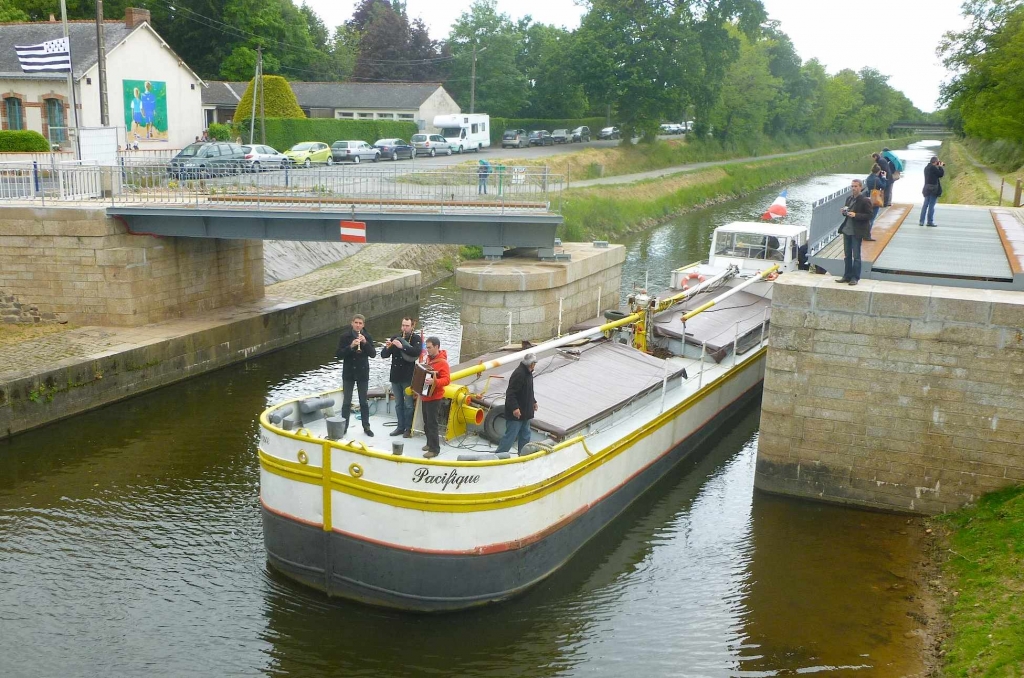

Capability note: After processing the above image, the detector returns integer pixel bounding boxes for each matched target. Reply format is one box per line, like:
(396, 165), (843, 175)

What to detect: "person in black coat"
(873, 153), (896, 207)
(495, 353), (539, 456)
(835, 178), (874, 286)
(335, 314), (377, 436)
(379, 317), (422, 437)
(920, 155), (945, 227)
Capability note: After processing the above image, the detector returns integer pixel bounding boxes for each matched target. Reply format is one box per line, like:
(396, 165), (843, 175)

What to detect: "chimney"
(125, 7), (151, 29)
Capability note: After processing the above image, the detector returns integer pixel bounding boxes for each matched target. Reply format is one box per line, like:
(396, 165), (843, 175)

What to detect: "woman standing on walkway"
(864, 163), (887, 240)
(921, 155), (945, 227)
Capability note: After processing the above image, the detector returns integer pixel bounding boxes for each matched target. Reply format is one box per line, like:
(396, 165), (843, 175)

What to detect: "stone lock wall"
(0, 206), (264, 327)
(455, 243), (625, 358)
(756, 273), (1024, 514)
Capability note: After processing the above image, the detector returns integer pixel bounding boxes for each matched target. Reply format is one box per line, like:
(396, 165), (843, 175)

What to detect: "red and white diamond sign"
(340, 220), (366, 243)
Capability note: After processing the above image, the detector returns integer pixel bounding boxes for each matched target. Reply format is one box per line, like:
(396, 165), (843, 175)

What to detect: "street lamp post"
(470, 45), (487, 114)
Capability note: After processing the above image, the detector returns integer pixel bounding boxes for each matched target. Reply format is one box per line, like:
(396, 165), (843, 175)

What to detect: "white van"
(434, 114), (491, 153)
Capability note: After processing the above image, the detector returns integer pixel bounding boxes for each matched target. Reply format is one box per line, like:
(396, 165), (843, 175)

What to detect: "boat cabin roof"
(454, 340), (684, 438)
(715, 222), (806, 238)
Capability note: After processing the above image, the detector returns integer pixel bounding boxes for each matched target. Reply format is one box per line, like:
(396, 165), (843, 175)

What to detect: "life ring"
(697, 274), (706, 282)
(686, 272), (700, 280)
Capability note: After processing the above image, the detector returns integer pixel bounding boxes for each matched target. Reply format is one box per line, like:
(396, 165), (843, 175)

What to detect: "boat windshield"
(714, 232), (785, 261)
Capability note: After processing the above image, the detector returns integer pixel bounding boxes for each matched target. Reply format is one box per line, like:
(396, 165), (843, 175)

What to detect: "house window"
(357, 112), (372, 119)
(336, 111), (354, 118)
(376, 112), (394, 119)
(5, 98), (23, 130)
(45, 98), (65, 141)
(398, 113), (414, 120)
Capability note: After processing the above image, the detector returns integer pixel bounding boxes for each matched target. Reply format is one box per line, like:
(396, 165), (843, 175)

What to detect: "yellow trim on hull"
(259, 348), (766, 513)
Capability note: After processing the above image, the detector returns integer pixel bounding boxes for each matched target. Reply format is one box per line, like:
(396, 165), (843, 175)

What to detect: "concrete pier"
(455, 242), (625, 357)
(756, 273), (1024, 514)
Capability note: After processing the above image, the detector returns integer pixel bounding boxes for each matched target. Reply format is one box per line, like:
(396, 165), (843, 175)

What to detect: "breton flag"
(15, 37), (72, 73)
(339, 220), (366, 243)
(761, 189), (788, 220)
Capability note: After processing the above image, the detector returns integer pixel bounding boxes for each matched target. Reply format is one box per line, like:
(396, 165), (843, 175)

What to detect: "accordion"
(411, 362), (436, 397)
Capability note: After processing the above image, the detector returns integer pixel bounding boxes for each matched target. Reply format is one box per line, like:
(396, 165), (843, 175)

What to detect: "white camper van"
(433, 114), (491, 153)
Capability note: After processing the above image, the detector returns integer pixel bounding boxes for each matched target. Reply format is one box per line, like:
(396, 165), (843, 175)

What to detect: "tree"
(0, 0), (29, 21)
(234, 75), (305, 138)
(710, 29), (780, 143)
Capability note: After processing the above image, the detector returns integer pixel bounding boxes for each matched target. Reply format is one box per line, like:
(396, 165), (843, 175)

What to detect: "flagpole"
(59, 0), (81, 159)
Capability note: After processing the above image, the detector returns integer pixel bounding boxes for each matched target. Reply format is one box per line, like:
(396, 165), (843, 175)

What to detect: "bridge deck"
(809, 204), (1024, 290)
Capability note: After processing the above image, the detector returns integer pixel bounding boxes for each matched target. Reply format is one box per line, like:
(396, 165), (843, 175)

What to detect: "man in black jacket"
(496, 353), (539, 456)
(380, 317), (422, 437)
(920, 155), (945, 227)
(835, 179), (874, 286)
(872, 152), (896, 207)
(335, 314), (377, 436)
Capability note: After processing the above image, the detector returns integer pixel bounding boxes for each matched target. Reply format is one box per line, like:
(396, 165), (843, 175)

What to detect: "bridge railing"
(807, 185), (851, 256)
(0, 161), (564, 214)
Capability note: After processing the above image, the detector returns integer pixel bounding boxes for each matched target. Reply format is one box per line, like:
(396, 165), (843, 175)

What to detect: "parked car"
(331, 140), (380, 163)
(167, 142), (246, 178)
(528, 130), (553, 147)
(374, 138), (416, 161)
(597, 126), (621, 140)
(659, 123), (685, 135)
(411, 133), (453, 157)
(551, 129), (570, 144)
(501, 128), (528, 148)
(570, 126), (591, 142)
(284, 142), (333, 167)
(241, 144), (288, 172)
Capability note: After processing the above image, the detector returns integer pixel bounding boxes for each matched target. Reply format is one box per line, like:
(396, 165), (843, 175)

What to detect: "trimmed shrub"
(207, 123), (231, 141)
(250, 118), (419, 151)
(0, 130), (50, 152)
(235, 76), (305, 128)
(489, 117), (607, 145)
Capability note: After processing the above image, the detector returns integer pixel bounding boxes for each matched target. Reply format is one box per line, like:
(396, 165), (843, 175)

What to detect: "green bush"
(207, 123), (231, 141)
(235, 75), (305, 128)
(489, 117), (607, 144)
(0, 130), (50, 152)
(245, 118), (420, 151)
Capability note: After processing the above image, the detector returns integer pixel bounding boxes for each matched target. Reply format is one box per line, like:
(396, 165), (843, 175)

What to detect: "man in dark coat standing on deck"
(496, 353), (539, 456)
(835, 179), (874, 287)
(380, 317), (422, 437)
(335, 314), (377, 437)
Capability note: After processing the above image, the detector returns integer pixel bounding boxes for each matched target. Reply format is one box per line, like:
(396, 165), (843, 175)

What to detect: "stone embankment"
(756, 273), (1024, 514)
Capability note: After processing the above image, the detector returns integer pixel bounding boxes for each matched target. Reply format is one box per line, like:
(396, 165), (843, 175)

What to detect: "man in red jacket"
(417, 336), (451, 459)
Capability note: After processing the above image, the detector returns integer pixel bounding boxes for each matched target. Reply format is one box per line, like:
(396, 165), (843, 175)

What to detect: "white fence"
(0, 159), (103, 201)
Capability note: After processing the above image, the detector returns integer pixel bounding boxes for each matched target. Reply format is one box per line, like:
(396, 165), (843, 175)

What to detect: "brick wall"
(0, 206), (263, 326)
(756, 273), (1024, 514)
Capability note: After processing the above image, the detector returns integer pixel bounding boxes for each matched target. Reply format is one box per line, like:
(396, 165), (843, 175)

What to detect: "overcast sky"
(306, 0), (968, 112)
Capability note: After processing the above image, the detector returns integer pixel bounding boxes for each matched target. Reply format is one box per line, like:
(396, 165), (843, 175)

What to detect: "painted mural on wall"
(122, 79), (168, 142)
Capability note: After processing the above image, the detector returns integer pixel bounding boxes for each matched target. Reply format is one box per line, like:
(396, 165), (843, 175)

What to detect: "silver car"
(410, 133), (453, 157)
(331, 140), (380, 163)
(241, 144), (288, 172)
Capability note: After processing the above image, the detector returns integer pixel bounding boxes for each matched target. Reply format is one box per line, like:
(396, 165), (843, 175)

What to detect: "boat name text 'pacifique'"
(412, 467), (480, 491)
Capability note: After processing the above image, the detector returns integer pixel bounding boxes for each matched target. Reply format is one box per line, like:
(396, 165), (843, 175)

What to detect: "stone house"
(0, 8), (204, 149)
(202, 81), (460, 134)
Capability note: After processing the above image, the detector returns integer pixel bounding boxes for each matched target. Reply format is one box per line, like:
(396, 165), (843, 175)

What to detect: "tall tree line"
(16, 0), (929, 140)
(939, 0), (1024, 143)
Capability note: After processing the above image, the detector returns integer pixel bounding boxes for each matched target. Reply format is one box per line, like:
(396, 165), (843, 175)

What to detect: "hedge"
(235, 75), (304, 125)
(0, 130), (50, 152)
(241, 118), (420, 150)
(489, 117), (607, 144)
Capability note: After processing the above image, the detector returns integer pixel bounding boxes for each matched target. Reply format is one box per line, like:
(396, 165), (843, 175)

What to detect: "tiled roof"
(0, 21), (134, 79)
(202, 80), (446, 110)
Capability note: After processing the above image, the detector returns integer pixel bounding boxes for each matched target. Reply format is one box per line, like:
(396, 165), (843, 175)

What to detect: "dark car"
(374, 138), (416, 161)
(570, 126), (590, 142)
(597, 126), (621, 140)
(551, 129), (570, 144)
(501, 128), (527, 148)
(528, 130), (553, 147)
(168, 142), (246, 178)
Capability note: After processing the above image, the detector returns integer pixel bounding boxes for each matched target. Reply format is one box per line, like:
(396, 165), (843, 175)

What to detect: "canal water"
(0, 143), (940, 677)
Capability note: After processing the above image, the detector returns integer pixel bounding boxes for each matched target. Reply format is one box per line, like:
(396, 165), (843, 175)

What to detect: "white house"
(203, 81), (461, 133)
(0, 8), (204, 149)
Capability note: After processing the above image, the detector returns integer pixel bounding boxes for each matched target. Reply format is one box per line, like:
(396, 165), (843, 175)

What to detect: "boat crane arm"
(680, 264), (779, 321)
(448, 267), (737, 383)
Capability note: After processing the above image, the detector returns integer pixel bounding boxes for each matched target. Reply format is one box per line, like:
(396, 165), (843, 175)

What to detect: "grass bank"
(962, 137), (1024, 197)
(557, 139), (900, 241)
(939, 139), (1000, 206)
(930, 486), (1024, 676)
